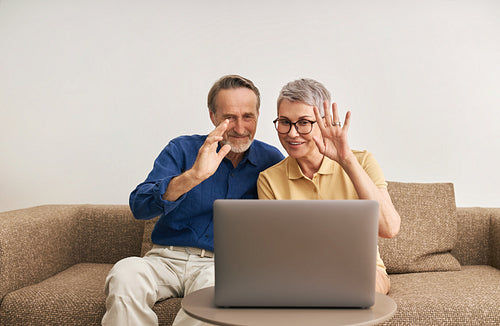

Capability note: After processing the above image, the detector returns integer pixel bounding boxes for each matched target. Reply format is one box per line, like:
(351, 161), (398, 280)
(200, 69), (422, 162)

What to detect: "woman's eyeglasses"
(273, 118), (317, 135)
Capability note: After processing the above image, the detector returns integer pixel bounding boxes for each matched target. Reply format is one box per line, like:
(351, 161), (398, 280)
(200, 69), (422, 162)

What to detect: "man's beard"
(222, 133), (253, 153)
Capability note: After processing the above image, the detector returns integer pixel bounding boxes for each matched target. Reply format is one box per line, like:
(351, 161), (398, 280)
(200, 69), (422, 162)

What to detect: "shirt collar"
(244, 141), (259, 166)
(218, 140), (258, 167)
(287, 156), (337, 179)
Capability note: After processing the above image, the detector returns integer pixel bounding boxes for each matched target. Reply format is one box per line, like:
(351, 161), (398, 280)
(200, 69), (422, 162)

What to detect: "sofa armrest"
(453, 207), (491, 265)
(0, 205), (80, 300)
(488, 208), (500, 269)
(453, 207), (500, 269)
(0, 204), (144, 301)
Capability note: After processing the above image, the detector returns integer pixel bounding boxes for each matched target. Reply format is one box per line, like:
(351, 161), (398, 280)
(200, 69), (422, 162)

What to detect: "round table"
(182, 286), (397, 326)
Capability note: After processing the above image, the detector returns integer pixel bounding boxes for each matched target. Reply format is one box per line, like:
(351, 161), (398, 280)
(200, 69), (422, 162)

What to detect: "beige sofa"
(0, 182), (499, 325)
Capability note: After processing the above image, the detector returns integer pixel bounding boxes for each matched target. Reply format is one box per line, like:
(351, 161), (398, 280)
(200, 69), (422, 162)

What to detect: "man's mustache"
(226, 131), (250, 138)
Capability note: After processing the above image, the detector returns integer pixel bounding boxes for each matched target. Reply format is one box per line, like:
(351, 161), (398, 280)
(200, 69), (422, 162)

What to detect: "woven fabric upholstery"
(380, 182), (461, 273)
(0, 205), (80, 300)
(76, 205), (144, 263)
(0, 263), (181, 326)
(489, 208), (500, 269)
(382, 265), (500, 325)
(0, 264), (110, 325)
(141, 216), (159, 256)
(1, 188), (499, 326)
(154, 298), (182, 326)
(452, 207), (490, 265)
(0, 205), (143, 301)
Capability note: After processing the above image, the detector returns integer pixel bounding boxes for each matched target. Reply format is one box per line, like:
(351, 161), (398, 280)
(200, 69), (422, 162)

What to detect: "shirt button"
(231, 173), (234, 177)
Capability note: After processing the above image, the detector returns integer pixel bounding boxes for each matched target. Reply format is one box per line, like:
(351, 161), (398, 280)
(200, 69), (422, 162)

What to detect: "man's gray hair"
(277, 78), (331, 117)
(207, 75), (260, 113)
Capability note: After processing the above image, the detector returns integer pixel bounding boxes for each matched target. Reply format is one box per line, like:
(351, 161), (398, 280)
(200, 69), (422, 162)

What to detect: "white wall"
(1, 0), (499, 212)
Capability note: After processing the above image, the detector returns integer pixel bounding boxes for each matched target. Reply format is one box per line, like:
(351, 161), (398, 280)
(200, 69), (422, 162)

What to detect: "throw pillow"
(379, 182), (461, 273)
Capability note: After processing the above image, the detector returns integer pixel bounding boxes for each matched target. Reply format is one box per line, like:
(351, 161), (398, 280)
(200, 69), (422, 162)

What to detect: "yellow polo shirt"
(257, 150), (387, 270)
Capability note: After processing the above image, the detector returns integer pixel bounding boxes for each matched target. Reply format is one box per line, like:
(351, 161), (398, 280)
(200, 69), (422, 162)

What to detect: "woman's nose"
(287, 124), (300, 137)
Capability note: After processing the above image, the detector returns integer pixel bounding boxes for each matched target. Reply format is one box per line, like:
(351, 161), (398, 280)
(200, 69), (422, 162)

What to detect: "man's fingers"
(205, 134), (223, 145)
(210, 119), (229, 138)
(217, 144), (232, 159)
(205, 119), (229, 146)
(207, 119), (229, 140)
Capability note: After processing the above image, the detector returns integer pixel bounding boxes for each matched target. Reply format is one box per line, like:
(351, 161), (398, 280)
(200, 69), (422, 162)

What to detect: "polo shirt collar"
(287, 156), (337, 179)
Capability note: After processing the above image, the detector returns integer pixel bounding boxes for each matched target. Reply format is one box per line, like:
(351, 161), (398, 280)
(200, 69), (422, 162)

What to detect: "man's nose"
(232, 118), (245, 134)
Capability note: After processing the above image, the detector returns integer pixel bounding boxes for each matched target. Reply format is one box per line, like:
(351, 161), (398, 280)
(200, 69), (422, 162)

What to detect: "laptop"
(213, 199), (379, 308)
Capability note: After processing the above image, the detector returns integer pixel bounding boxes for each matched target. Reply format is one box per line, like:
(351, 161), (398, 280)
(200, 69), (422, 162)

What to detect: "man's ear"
(209, 109), (217, 126)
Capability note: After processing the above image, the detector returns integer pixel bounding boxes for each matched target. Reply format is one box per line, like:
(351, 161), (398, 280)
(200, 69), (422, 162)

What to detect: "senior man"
(102, 75), (284, 326)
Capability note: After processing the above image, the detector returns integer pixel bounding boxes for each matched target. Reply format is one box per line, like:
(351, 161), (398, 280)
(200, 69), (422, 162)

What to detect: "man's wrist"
(185, 167), (209, 184)
(163, 169), (204, 202)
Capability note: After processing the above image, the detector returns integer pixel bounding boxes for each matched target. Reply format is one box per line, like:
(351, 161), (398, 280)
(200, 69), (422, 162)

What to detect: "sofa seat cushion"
(382, 265), (500, 325)
(0, 263), (181, 326)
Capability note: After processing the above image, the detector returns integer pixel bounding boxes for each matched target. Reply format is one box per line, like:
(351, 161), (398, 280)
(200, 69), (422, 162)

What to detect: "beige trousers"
(102, 245), (214, 326)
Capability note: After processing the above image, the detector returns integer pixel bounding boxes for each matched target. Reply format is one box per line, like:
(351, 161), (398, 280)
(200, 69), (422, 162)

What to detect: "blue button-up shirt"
(129, 135), (284, 251)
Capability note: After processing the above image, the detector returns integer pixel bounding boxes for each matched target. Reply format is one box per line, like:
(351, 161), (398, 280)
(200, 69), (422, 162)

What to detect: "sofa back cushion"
(141, 216), (158, 256)
(379, 182), (461, 273)
(140, 182), (463, 274)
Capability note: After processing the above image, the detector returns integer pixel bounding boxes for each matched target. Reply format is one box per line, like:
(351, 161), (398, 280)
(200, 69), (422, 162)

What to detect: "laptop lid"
(213, 199), (379, 308)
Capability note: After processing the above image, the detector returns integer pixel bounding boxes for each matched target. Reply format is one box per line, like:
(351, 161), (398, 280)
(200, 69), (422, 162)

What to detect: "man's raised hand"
(191, 119), (232, 181)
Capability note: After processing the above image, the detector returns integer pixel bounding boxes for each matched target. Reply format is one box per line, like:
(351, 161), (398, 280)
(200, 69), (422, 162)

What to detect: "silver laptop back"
(214, 199), (379, 308)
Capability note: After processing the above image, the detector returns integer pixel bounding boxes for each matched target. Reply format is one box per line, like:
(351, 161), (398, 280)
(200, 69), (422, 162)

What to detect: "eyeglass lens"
(274, 119), (315, 134)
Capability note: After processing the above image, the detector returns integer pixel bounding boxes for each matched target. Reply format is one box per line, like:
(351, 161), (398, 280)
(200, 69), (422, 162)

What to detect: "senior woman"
(257, 78), (401, 294)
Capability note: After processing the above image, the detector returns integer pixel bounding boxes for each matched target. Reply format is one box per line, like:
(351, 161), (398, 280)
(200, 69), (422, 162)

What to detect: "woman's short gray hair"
(277, 78), (331, 117)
